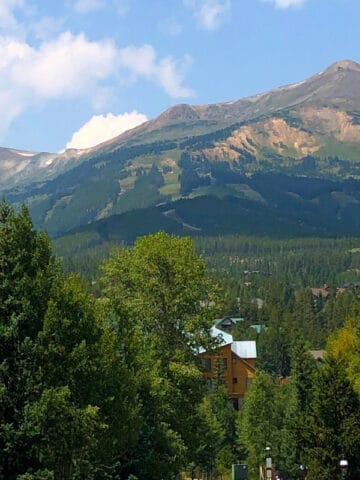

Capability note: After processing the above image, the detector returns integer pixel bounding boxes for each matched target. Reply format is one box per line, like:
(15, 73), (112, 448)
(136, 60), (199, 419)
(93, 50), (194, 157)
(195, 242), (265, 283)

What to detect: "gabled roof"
(204, 327), (257, 359)
(210, 326), (233, 346)
(197, 326), (232, 354)
(231, 341), (257, 359)
(215, 317), (244, 326)
(250, 324), (267, 334)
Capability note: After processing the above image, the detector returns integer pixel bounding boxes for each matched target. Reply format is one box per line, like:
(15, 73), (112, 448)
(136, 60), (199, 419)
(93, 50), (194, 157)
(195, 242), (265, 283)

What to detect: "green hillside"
(53, 173), (360, 271)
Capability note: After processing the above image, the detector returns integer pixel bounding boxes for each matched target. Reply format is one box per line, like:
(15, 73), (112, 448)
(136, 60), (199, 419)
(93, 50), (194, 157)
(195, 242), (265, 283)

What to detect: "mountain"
(0, 146), (92, 190)
(4, 59), (360, 237)
(88, 59), (360, 150)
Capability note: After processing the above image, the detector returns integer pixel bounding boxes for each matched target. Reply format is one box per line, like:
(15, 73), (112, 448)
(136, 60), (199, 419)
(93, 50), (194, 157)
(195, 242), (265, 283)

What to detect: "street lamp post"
(265, 446), (272, 480)
(339, 458), (348, 479)
(298, 464), (307, 480)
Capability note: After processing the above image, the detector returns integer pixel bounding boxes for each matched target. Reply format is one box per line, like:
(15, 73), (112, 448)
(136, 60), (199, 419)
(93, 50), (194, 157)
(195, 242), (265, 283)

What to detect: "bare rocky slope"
(0, 147), (89, 190)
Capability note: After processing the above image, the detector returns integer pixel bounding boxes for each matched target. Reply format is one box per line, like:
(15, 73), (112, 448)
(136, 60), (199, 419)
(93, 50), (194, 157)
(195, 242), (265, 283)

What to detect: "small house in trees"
(310, 284), (346, 298)
(199, 327), (256, 409)
(215, 316), (244, 331)
(310, 349), (326, 363)
(310, 284), (331, 298)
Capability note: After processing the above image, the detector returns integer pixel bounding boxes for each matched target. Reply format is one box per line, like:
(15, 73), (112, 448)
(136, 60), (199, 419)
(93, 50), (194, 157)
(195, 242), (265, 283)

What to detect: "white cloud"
(118, 44), (193, 97)
(0, 32), (192, 137)
(0, 2), (192, 139)
(264, 0), (306, 8)
(12, 32), (117, 98)
(66, 111), (148, 149)
(184, 0), (231, 31)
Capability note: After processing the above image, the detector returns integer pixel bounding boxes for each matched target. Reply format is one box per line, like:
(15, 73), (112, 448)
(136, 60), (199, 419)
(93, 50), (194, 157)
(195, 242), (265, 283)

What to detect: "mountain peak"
(324, 59), (360, 74)
(61, 58), (360, 159)
(156, 104), (201, 122)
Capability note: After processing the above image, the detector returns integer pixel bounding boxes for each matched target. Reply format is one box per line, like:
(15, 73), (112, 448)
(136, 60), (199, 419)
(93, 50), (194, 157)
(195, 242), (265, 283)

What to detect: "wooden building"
(199, 327), (256, 409)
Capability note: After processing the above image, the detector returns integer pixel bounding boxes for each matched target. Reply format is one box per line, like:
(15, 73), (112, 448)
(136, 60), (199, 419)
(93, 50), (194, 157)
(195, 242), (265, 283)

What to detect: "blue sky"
(1, 0), (360, 152)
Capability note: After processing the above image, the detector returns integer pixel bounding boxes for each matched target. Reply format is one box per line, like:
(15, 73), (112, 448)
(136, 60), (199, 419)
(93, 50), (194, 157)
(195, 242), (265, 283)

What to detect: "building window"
(206, 378), (216, 390)
(232, 377), (238, 384)
(201, 358), (211, 371)
(246, 377), (253, 391)
(222, 358), (228, 369)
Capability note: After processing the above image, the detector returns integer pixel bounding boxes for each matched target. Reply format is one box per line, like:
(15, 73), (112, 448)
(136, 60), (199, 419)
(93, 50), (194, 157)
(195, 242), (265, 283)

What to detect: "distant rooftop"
(310, 350), (326, 362)
(215, 317), (244, 326)
(250, 324), (267, 334)
(205, 326), (257, 359)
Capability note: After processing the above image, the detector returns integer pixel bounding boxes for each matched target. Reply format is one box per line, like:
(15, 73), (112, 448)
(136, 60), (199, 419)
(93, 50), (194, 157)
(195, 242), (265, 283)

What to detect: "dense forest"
(1, 201), (359, 480)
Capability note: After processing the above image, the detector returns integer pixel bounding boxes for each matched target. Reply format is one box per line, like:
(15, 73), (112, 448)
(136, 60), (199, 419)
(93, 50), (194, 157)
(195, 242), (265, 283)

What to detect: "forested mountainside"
(51, 172), (360, 256)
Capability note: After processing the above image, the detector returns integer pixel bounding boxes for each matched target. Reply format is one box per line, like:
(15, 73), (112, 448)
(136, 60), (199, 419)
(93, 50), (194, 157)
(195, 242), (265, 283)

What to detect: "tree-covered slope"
(53, 173), (360, 268)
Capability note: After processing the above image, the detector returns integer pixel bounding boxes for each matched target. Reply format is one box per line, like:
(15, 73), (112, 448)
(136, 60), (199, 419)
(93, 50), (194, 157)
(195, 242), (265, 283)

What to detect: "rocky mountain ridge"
(0, 146), (91, 189)
(93, 59), (360, 150)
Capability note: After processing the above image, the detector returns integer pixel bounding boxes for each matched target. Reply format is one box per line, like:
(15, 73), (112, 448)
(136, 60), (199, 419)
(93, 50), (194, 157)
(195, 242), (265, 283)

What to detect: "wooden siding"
(200, 344), (256, 401)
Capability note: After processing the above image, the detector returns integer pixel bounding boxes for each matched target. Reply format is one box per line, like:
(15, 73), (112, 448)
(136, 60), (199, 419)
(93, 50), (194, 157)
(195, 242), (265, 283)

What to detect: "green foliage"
(101, 232), (220, 356)
(0, 201), (58, 479)
(17, 470), (54, 480)
(327, 317), (360, 398)
(23, 386), (102, 480)
(2, 198), (360, 480)
(190, 383), (237, 477)
(195, 396), (225, 471)
(256, 305), (291, 377)
(37, 276), (139, 477)
(100, 232), (222, 479)
(302, 356), (360, 480)
(237, 371), (280, 477)
(0, 201), (139, 479)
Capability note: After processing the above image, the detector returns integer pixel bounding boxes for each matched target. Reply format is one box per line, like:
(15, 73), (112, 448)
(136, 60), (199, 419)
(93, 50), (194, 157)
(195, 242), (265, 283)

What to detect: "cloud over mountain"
(66, 111), (148, 149)
(0, 1), (193, 140)
(0, 33), (192, 138)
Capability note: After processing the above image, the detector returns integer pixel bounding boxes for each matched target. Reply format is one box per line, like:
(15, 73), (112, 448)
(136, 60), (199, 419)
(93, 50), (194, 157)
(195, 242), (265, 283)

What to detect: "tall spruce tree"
(0, 202), (57, 479)
(303, 356), (360, 480)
